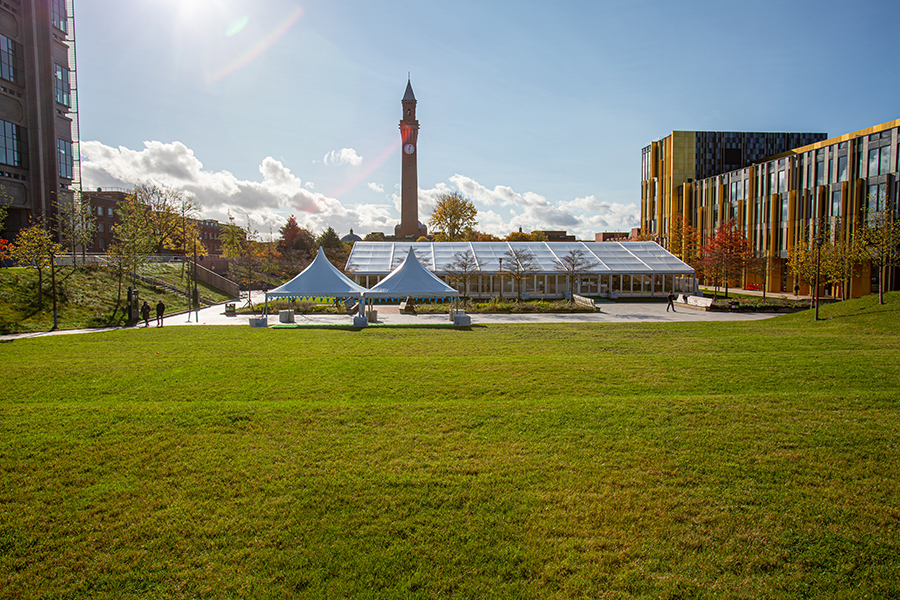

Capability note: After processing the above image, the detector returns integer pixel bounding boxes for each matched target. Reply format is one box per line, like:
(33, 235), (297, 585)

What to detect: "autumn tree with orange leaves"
(696, 219), (751, 298)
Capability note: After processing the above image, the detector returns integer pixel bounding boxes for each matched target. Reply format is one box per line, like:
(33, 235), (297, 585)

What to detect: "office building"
(641, 121), (899, 297)
(0, 0), (80, 240)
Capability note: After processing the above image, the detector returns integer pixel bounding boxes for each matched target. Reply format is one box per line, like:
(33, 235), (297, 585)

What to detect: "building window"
(98, 222), (104, 233)
(869, 148), (879, 177)
(832, 190), (842, 217)
(54, 64), (71, 106)
(778, 170), (785, 192)
(868, 184), (886, 213)
(816, 161), (825, 186)
(837, 155), (848, 182)
(879, 146), (891, 176)
(0, 34), (22, 84)
(51, 0), (67, 33)
(0, 119), (26, 168)
(58, 139), (73, 179)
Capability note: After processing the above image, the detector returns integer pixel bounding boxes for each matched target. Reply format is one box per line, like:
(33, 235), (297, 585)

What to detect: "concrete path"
(1, 293), (786, 340)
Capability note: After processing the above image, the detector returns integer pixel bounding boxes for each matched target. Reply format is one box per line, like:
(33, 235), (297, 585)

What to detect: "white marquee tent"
(265, 247), (366, 304)
(364, 247), (458, 300)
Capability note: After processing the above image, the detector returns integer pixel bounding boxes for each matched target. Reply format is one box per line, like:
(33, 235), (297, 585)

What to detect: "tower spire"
(397, 77), (422, 238)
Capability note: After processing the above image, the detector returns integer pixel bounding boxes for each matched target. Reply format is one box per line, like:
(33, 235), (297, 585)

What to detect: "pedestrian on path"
(156, 300), (166, 327)
(794, 284), (800, 297)
(666, 292), (676, 312)
(140, 301), (151, 327)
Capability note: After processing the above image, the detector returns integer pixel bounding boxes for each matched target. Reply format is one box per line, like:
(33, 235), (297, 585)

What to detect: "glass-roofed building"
(345, 241), (696, 299)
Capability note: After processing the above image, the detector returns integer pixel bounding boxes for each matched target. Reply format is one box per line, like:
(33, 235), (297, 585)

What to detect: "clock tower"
(396, 78), (426, 238)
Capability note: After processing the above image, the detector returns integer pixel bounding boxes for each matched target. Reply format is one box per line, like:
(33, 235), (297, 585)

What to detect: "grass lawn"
(1, 294), (899, 598)
(0, 265), (233, 334)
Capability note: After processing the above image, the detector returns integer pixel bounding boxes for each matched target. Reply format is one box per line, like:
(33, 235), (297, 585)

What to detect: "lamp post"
(497, 257), (503, 300)
(813, 234), (823, 321)
(193, 234), (200, 322)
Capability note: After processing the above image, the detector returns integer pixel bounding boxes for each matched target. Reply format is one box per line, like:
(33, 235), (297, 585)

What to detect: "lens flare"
(205, 7), (304, 85)
(225, 16), (249, 37)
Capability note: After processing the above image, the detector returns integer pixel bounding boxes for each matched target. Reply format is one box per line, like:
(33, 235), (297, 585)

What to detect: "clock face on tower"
(404, 143), (415, 155)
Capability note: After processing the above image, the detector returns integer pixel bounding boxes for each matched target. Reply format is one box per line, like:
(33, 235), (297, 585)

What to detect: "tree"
(0, 204), (9, 265)
(695, 219), (750, 298)
(54, 193), (96, 267)
(278, 215), (315, 257)
(466, 230), (500, 242)
(110, 193), (155, 286)
(668, 213), (698, 265)
(859, 209), (900, 305)
(444, 249), (480, 299)
(786, 220), (861, 309)
(745, 252), (770, 299)
(219, 212), (245, 259)
(505, 229), (547, 242)
(317, 226), (348, 269)
(230, 217), (261, 300)
(275, 216), (315, 277)
(554, 248), (598, 300)
(826, 219), (865, 301)
(501, 246), (538, 301)
(363, 231), (385, 242)
(9, 217), (62, 311)
(132, 183), (199, 254)
(787, 234), (823, 309)
(428, 193), (478, 241)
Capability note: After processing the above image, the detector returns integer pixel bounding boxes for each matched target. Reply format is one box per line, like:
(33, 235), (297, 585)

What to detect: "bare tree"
(502, 246), (538, 301)
(54, 192), (96, 267)
(444, 249), (480, 299)
(554, 248), (598, 300)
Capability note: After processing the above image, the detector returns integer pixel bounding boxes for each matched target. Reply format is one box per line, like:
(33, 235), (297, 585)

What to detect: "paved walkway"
(1, 292), (786, 340)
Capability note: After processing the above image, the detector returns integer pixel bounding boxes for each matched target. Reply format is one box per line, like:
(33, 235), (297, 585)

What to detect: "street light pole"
(498, 257), (503, 301)
(193, 234), (199, 322)
(814, 234), (822, 321)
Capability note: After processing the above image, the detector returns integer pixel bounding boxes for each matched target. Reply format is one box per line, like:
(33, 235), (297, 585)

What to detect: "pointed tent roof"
(365, 247), (457, 299)
(403, 78), (416, 101)
(267, 247), (365, 298)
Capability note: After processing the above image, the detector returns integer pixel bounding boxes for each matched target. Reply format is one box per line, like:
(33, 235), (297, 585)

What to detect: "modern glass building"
(641, 120), (900, 297)
(346, 241), (696, 299)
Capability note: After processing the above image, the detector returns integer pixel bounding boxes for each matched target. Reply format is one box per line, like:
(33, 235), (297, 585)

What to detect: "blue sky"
(75, 0), (900, 239)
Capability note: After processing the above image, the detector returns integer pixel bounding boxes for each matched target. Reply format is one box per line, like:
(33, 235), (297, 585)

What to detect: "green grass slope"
(0, 265), (232, 334)
(1, 293), (899, 598)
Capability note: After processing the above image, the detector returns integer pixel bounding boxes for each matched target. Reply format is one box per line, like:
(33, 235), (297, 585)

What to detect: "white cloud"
(82, 140), (366, 235)
(323, 148), (363, 167)
(80, 139), (639, 242)
(433, 175), (638, 239)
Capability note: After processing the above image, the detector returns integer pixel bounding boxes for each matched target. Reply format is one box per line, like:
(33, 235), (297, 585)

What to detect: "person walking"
(156, 300), (166, 327)
(666, 292), (676, 312)
(140, 301), (151, 327)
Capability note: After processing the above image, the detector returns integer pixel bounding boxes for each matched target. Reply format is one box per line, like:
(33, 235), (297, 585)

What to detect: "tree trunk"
(50, 257), (58, 330)
(880, 264), (886, 305)
(37, 268), (43, 310)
